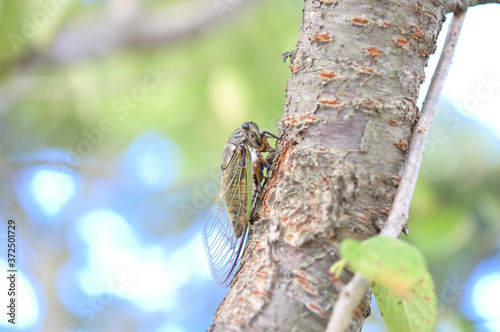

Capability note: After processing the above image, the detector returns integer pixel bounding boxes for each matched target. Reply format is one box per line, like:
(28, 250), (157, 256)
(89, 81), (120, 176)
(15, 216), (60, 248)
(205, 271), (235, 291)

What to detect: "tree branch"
(325, 10), (468, 332)
(446, 0), (500, 13)
(0, 0), (260, 113)
(49, 0), (261, 63)
(211, 0), (446, 330)
(30, 0), (257, 63)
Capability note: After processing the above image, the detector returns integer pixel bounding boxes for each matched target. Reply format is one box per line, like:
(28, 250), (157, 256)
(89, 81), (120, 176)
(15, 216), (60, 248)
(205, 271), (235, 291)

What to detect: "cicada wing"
(202, 150), (251, 287)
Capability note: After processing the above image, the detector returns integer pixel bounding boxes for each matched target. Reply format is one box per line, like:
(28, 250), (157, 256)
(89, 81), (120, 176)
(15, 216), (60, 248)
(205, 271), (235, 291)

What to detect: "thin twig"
(325, 10), (467, 332)
(446, 0), (500, 13)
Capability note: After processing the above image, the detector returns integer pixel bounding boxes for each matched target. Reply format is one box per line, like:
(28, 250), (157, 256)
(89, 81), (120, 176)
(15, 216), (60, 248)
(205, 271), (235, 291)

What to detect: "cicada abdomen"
(202, 122), (279, 286)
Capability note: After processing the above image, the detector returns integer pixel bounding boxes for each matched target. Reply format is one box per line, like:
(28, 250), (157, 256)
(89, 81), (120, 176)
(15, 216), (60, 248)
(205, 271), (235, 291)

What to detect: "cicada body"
(202, 122), (279, 286)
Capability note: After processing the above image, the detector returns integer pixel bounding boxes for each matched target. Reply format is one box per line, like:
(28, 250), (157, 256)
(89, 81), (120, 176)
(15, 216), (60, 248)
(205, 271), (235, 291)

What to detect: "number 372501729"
(7, 220), (16, 267)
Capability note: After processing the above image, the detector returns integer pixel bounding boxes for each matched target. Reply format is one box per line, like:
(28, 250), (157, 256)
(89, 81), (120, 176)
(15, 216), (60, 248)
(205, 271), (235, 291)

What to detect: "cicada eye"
(241, 122), (250, 130)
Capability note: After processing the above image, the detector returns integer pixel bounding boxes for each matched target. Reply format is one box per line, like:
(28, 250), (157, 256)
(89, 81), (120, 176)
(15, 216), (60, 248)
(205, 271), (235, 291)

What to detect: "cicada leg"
(253, 162), (264, 188)
(237, 144), (247, 168)
(261, 131), (281, 140)
(256, 152), (280, 175)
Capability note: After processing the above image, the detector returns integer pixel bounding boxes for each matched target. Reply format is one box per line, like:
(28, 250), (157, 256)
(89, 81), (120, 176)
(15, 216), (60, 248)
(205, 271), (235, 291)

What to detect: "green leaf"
(329, 259), (346, 278)
(372, 271), (437, 332)
(339, 237), (426, 292)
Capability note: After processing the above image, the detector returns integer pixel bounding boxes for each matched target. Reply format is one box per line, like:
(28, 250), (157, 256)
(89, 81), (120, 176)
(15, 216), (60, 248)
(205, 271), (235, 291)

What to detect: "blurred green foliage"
(2, 0), (303, 183)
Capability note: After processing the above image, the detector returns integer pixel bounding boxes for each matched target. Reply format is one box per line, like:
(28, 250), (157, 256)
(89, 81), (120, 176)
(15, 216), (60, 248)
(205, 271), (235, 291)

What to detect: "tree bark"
(211, 0), (446, 331)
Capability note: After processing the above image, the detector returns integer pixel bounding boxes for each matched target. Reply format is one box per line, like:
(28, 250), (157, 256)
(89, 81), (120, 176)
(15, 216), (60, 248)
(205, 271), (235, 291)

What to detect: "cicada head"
(241, 122), (262, 150)
(225, 121), (271, 152)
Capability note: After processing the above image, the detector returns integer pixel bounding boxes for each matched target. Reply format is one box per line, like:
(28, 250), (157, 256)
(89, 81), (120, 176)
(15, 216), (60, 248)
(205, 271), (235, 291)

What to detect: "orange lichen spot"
(381, 206), (391, 213)
(395, 37), (409, 50)
(367, 47), (382, 56)
(306, 302), (326, 318)
(319, 97), (342, 108)
(397, 139), (409, 151)
(283, 113), (317, 127)
(322, 177), (328, 182)
(281, 216), (288, 222)
(424, 296), (430, 301)
(360, 66), (374, 73)
(328, 274), (339, 283)
(413, 27), (423, 40)
(363, 99), (379, 109)
(397, 37), (408, 44)
(283, 117), (298, 126)
(290, 64), (301, 73)
(351, 15), (369, 25)
(311, 31), (331, 43)
(319, 68), (337, 79)
(390, 119), (398, 125)
(298, 278), (311, 288)
(422, 49), (429, 56)
(257, 269), (267, 280)
(377, 20), (391, 28)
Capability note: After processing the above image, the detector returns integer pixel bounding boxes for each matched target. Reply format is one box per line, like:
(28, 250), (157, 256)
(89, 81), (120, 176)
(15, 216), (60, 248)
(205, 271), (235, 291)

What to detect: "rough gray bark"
(326, 11), (467, 331)
(210, 0), (447, 331)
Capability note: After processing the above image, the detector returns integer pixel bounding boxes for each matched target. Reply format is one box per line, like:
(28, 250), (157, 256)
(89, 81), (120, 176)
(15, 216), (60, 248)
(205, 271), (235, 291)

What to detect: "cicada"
(202, 122), (279, 286)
